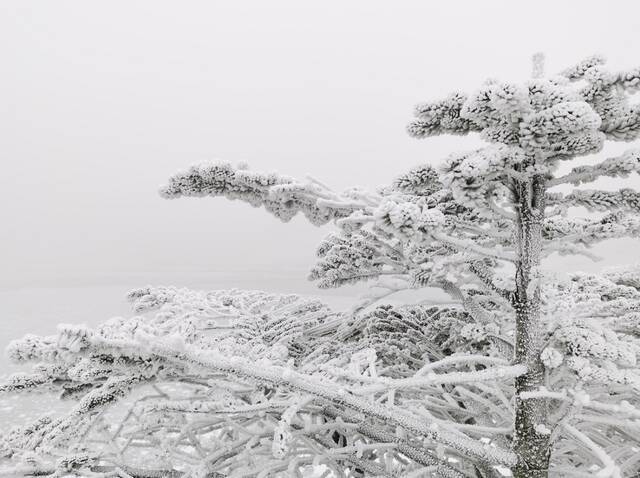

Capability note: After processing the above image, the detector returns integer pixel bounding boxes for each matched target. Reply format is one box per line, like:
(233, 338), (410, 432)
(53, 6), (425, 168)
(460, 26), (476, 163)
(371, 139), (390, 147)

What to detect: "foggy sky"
(2, 0), (640, 288)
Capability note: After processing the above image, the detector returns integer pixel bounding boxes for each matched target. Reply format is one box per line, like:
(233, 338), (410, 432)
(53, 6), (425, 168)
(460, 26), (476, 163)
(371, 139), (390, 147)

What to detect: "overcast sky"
(1, 0), (639, 289)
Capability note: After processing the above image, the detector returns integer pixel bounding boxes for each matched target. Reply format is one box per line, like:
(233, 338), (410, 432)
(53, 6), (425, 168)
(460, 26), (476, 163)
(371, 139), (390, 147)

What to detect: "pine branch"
(548, 149), (640, 187)
(467, 261), (515, 302)
(432, 232), (516, 262)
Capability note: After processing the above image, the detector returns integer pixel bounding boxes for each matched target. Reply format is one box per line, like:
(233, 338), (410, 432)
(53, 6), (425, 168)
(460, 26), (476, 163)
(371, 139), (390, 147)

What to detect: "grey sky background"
(1, 0), (640, 289)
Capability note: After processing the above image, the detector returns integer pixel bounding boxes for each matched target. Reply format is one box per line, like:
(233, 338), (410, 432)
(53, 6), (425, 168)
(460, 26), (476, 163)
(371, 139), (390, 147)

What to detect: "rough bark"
(512, 176), (551, 478)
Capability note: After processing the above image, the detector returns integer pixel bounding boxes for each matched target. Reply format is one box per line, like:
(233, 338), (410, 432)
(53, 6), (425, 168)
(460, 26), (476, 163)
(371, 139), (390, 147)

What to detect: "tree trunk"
(512, 177), (550, 478)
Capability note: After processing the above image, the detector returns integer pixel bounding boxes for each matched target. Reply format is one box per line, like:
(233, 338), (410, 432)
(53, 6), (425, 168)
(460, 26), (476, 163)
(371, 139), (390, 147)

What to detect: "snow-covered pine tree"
(405, 54), (640, 478)
(0, 55), (639, 478)
(158, 55), (640, 477)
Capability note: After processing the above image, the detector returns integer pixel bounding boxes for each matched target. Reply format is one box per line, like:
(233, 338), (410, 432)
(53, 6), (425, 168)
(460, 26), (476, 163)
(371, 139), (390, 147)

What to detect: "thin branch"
(468, 261), (515, 302)
(562, 423), (620, 477)
(432, 232), (517, 262)
(354, 364), (527, 394)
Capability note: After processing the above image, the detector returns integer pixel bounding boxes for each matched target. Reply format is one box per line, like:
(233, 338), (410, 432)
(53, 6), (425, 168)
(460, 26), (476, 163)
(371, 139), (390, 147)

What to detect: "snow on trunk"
(512, 176), (550, 478)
